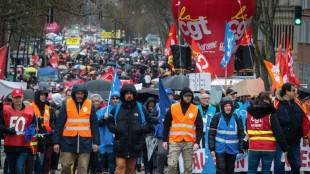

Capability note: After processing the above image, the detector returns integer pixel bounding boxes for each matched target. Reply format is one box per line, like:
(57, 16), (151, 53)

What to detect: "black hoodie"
(163, 87), (204, 144)
(246, 102), (288, 152)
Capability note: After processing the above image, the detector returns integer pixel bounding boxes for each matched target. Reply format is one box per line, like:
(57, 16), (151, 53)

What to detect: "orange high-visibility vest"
(247, 113), (276, 151)
(169, 103), (198, 142)
(63, 98), (92, 137)
(32, 102), (50, 127)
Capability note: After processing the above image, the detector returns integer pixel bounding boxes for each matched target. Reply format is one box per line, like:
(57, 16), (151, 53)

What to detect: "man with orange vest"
(162, 87), (203, 174)
(274, 83), (310, 174)
(0, 89), (36, 174)
(53, 84), (100, 174)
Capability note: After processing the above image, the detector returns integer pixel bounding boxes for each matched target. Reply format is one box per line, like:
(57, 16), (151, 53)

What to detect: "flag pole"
(225, 65), (227, 96)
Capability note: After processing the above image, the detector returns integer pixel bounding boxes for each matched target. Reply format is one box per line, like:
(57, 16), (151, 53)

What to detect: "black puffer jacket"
(275, 90), (306, 146)
(208, 97), (244, 153)
(246, 102), (288, 152)
(107, 84), (152, 158)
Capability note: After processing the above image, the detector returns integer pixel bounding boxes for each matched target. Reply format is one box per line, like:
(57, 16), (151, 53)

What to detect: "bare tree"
(252, 0), (279, 90)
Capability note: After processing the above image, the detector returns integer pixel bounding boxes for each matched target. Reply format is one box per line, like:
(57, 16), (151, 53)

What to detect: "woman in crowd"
(245, 91), (288, 174)
(208, 97), (244, 174)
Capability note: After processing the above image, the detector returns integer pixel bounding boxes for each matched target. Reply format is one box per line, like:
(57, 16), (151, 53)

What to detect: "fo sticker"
(83, 107), (88, 112)
(189, 113), (194, 119)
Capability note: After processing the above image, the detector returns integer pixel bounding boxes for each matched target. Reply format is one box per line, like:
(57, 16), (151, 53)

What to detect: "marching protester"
(106, 84), (152, 174)
(32, 90), (56, 174)
(97, 91), (121, 174)
(143, 97), (159, 174)
(245, 91), (288, 174)
(274, 83), (310, 174)
(0, 89), (37, 174)
(208, 97), (245, 174)
(154, 87), (176, 174)
(163, 87), (203, 174)
(89, 94), (106, 174)
(53, 84), (100, 174)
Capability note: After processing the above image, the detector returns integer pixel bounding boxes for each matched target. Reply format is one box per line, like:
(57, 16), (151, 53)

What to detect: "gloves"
(0, 124), (16, 135)
(6, 127), (16, 135)
(99, 118), (105, 127)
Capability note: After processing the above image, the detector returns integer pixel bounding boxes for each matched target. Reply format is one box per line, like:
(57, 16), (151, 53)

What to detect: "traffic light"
(120, 39), (124, 46)
(295, 6), (302, 25)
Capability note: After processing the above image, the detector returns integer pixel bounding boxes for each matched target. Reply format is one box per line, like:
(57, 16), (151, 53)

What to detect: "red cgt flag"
(164, 23), (178, 71)
(240, 25), (253, 45)
(46, 45), (55, 57)
(32, 53), (39, 68)
(283, 34), (300, 88)
(0, 46), (8, 80)
(99, 68), (114, 82)
(49, 53), (59, 69)
(191, 39), (216, 81)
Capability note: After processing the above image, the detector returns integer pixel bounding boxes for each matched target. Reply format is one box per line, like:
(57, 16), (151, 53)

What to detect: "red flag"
(99, 68), (114, 82)
(272, 32), (285, 92)
(191, 39), (216, 81)
(32, 53), (39, 68)
(0, 46), (8, 79)
(283, 34), (300, 87)
(49, 54), (59, 69)
(120, 79), (133, 87)
(240, 25), (253, 45)
(264, 60), (284, 89)
(46, 45), (55, 57)
(276, 33), (285, 73)
(164, 23), (178, 71)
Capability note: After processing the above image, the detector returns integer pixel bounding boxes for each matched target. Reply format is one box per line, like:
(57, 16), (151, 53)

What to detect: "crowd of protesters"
(0, 43), (309, 174)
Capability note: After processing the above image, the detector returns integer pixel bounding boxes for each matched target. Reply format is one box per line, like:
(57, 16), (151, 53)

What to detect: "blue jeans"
(102, 152), (116, 174)
(248, 150), (275, 174)
(34, 152), (45, 174)
(6, 152), (28, 174)
(274, 143), (301, 174)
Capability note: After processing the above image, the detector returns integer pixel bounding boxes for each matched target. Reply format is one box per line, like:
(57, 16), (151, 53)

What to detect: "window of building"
(299, 20), (310, 43)
(305, 0), (310, 8)
(298, 63), (303, 83)
(304, 63), (310, 87)
(299, 22), (305, 43)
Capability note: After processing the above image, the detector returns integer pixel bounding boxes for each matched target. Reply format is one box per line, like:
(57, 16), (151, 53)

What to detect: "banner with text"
(179, 140), (310, 173)
(189, 73), (211, 92)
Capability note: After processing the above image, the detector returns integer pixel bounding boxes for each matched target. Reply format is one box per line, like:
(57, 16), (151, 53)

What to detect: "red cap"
(12, 89), (23, 98)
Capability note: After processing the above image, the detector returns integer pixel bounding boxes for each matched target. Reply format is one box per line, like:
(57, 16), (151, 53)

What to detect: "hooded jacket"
(53, 84), (100, 153)
(33, 90), (56, 149)
(107, 84), (152, 158)
(274, 89), (308, 146)
(245, 102), (288, 152)
(208, 97), (244, 153)
(163, 87), (204, 144)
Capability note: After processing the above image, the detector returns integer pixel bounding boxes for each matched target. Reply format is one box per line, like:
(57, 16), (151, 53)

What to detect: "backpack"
(114, 102), (146, 126)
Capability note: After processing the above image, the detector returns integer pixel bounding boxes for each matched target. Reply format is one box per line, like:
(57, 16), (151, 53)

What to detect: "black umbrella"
(4, 90), (35, 101)
(161, 75), (189, 91)
(137, 88), (158, 103)
(90, 63), (99, 67)
(106, 62), (117, 66)
(123, 64), (134, 70)
(299, 87), (310, 101)
(85, 80), (111, 91)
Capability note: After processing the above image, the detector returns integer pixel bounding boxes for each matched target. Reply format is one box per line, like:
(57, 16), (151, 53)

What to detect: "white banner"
(0, 80), (27, 99)
(179, 140), (310, 173)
